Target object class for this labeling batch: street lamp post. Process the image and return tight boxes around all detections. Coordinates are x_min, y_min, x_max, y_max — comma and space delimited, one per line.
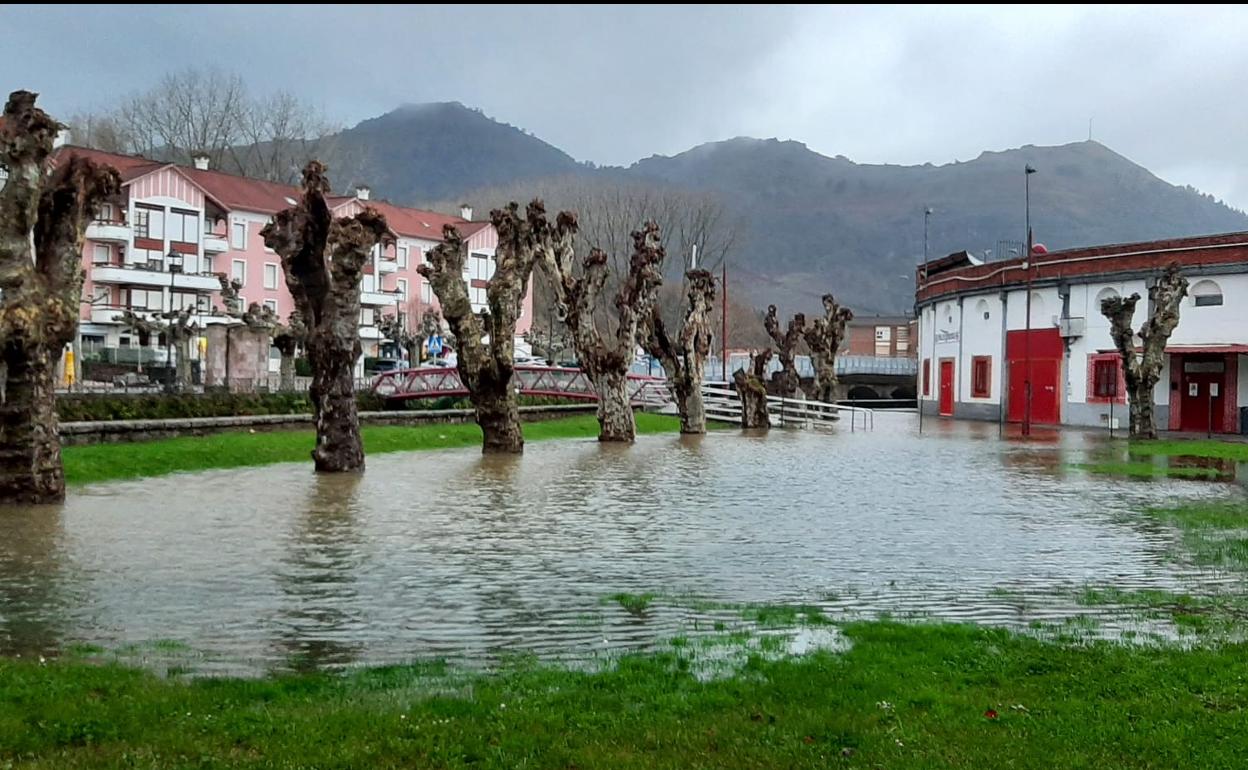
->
1022, 164, 1037, 437
919, 207, 932, 433
164, 248, 183, 393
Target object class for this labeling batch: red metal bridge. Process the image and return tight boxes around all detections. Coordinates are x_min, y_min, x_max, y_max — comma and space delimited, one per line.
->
371, 365, 670, 405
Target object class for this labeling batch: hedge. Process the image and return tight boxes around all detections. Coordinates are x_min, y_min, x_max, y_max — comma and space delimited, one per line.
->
57, 391, 389, 422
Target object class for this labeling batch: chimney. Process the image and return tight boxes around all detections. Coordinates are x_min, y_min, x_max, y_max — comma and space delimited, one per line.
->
192, 153, 210, 171
53, 127, 71, 149
459, 203, 473, 220
356, 185, 371, 201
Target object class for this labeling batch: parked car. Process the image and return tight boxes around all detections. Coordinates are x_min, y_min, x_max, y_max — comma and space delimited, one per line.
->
417, 358, 452, 369
369, 358, 408, 374
513, 354, 543, 366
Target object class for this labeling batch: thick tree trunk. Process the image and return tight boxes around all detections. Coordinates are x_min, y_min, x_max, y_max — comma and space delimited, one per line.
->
279, 352, 297, 391
475, 378, 525, 453
676, 382, 706, 434
734, 372, 771, 429
0, 356, 64, 503
175, 337, 192, 391
594, 368, 635, 442
308, 332, 364, 472
1129, 381, 1157, 439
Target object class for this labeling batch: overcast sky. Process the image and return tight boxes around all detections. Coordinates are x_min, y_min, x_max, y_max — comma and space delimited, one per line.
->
3, 5, 1246, 210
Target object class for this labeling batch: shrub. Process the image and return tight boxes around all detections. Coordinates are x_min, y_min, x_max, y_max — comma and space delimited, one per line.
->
57, 392, 391, 422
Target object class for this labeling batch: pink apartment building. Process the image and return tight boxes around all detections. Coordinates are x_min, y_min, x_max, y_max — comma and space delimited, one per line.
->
54, 146, 531, 369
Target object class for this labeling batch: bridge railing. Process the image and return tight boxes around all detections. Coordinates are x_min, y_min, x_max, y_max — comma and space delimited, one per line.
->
701, 382, 875, 431
372, 365, 669, 405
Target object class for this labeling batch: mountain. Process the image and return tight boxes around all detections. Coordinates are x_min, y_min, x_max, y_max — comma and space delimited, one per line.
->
330, 102, 585, 203
335, 104, 1248, 313
626, 138, 1248, 312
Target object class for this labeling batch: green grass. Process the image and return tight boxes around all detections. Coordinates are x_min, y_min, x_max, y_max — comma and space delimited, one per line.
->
5, 622, 1248, 768
1128, 439, 1248, 462
1144, 500, 1248, 569
61, 413, 688, 486
1071, 460, 1228, 480
607, 592, 658, 616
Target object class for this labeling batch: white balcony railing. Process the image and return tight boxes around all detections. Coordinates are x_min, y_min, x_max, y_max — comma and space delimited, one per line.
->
91, 264, 222, 292
85, 220, 130, 242
377, 257, 398, 274
360, 289, 401, 306
203, 233, 229, 253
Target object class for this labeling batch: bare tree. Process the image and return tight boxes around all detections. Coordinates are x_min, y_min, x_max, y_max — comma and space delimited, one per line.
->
418, 204, 543, 453
764, 305, 806, 399
0, 90, 120, 503
261, 161, 388, 471
418, 308, 441, 363
1100, 262, 1188, 439
645, 269, 716, 434
113, 308, 198, 392
802, 294, 853, 403
733, 350, 772, 430
69, 68, 337, 184
377, 311, 420, 366
271, 310, 307, 391
539, 215, 666, 442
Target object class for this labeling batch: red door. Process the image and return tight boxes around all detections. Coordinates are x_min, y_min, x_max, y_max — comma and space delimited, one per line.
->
939, 360, 954, 416
1005, 329, 1062, 425
1179, 364, 1226, 433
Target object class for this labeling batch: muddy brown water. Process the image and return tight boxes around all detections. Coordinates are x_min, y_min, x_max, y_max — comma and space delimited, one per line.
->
0, 415, 1241, 673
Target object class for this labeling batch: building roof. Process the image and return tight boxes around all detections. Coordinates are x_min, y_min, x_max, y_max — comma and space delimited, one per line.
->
848, 314, 914, 327
52, 146, 479, 242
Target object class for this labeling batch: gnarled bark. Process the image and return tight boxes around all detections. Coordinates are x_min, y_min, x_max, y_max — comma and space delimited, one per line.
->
538, 212, 665, 442
732, 349, 772, 429
645, 269, 716, 434
418, 203, 540, 453
0, 90, 120, 503
1100, 262, 1188, 439
802, 294, 853, 403
261, 161, 387, 471
271, 310, 306, 391
764, 304, 805, 399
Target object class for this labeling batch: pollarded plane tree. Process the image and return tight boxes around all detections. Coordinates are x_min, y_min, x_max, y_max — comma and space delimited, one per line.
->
112, 307, 198, 392
537, 211, 665, 442
260, 161, 388, 471
732, 348, 773, 429
802, 294, 854, 404
644, 269, 716, 434
377, 310, 420, 368
0, 90, 121, 503
1099, 261, 1189, 439
764, 304, 806, 400
417, 203, 542, 453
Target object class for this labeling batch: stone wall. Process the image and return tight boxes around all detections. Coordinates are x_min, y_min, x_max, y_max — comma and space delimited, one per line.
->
203, 325, 271, 391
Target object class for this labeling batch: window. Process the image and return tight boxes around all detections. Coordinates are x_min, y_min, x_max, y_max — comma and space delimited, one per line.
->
133, 207, 150, 238
231, 259, 247, 285
171, 292, 207, 313
231, 219, 247, 250
469, 252, 491, 281
263, 263, 279, 289
421, 280, 432, 304
263, 299, 279, 315
1090, 355, 1124, 402
971, 356, 992, 398
397, 278, 408, 300
895, 325, 910, 353
360, 307, 376, 326
470, 286, 487, 305
922, 359, 931, 396
1191, 280, 1223, 307
397, 245, 408, 268
168, 209, 199, 244
92, 244, 112, 264
363, 274, 376, 292
874, 326, 892, 356
202, 255, 214, 274
126, 288, 163, 311
98, 203, 114, 222
91, 285, 110, 304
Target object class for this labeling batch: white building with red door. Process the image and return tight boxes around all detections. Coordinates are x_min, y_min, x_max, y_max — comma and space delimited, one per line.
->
915, 232, 1248, 434
50, 146, 531, 369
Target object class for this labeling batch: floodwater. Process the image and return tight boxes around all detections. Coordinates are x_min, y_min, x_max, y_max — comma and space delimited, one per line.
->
0, 415, 1242, 674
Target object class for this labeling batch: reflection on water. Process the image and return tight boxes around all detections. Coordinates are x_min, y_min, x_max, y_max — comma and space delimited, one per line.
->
0, 413, 1242, 673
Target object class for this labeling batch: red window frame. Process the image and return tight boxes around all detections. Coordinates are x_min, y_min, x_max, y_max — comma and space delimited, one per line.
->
1088, 354, 1126, 404
922, 358, 931, 396
971, 356, 992, 398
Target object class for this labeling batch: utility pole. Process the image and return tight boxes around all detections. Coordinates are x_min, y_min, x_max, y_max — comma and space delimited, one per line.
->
721, 262, 728, 382
919, 207, 932, 433
1023, 164, 1037, 438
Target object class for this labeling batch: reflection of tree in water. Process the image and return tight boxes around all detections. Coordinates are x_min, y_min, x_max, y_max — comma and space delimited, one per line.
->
274, 475, 365, 672
0, 503, 70, 656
